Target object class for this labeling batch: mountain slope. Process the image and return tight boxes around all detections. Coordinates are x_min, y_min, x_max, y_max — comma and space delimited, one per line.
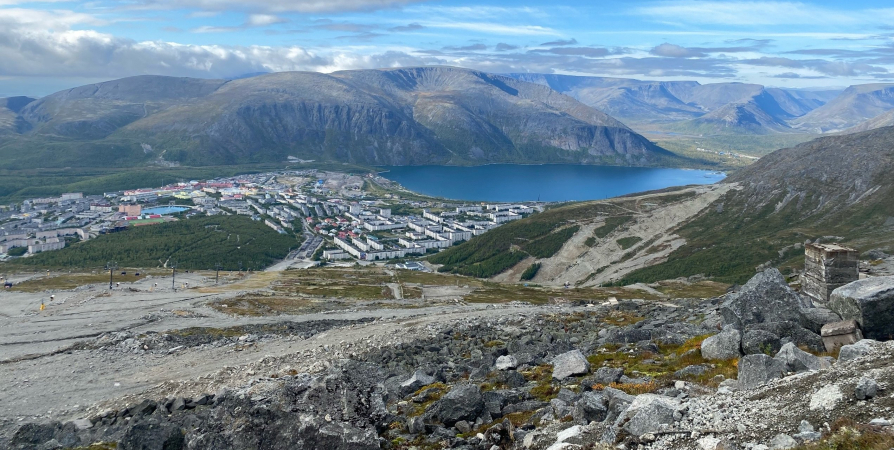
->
508, 74, 831, 133
0, 68, 674, 168
845, 107, 894, 133
0, 96, 35, 136
620, 126, 894, 283
671, 101, 794, 135
792, 84, 894, 132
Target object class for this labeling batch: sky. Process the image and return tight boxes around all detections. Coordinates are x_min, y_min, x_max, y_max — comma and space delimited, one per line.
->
3, 0, 894, 97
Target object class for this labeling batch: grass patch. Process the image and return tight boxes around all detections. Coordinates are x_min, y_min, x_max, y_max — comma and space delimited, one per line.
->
8, 271, 160, 292
654, 280, 731, 299
616, 236, 643, 250
792, 418, 894, 450
520, 263, 541, 281
593, 216, 633, 239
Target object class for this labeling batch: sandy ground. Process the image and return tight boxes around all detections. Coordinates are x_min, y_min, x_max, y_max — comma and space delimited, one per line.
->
0, 271, 566, 428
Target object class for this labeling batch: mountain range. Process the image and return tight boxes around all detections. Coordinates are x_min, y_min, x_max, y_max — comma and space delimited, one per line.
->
0, 67, 673, 169
508, 73, 894, 135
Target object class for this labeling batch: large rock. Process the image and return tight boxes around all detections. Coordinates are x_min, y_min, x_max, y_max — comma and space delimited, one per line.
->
829, 276, 894, 340
119, 420, 185, 450
838, 339, 878, 361
741, 330, 782, 355
748, 321, 825, 353
737, 354, 787, 390
494, 355, 518, 371
613, 394, 680, 437
552, 350, 590, 380
720, 269, 804, 329
799, 307, 842, 334
774, 343, 831, 373
700, 329, 742, 360
591, 367, 624, 385
572, 391, 607, 424
400, 370, 436, 396
426, 384, 485, 427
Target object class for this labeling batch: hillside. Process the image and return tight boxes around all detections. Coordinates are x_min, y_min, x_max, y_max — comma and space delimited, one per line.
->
0, 96, 35, 136
622, 126, 894, 283
792, 83, 894, 132
670, 101, 794, 135
845, 107, 894, 132
0, 67, 675, 169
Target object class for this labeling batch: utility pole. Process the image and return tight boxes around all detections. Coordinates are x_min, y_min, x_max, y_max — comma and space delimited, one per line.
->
171, 261, 177, 291
105, 261, 117, 290
215, 262, 222, 284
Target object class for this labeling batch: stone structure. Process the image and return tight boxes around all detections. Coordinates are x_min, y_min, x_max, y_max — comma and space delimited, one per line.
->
820, 319, 863, 352
802, 243, 859, 303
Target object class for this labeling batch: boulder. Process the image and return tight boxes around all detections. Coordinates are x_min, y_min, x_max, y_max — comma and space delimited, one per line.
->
572, 391, 607, 424
748, 322, 825, 353
799, 307, 842, 334
737, 354, 786, 390
602, 387, 635, 423
828, 276, 894, 340
673, 364, 711, 378
820, 319, 863, 352
719, 269, 804, 329
838, 339, 878, 361
119, 420, 185, 450
768, 433, 797, 450
700, 329, 742, 360
426, 384, 485, 427
855, 377, 878, 400
774, 343, 831, 373
400, 370, 436, 396
741, 330, 782, 355
614, 394, 680, 437
494, 355, 518, 371
591, 367, 624, 385
551, 350, 590, 380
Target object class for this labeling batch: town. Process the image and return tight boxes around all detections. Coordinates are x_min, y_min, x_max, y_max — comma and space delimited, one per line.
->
0, 170, 543, 264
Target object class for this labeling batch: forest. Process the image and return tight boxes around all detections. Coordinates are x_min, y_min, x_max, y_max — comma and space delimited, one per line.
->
5, 215, 301, 271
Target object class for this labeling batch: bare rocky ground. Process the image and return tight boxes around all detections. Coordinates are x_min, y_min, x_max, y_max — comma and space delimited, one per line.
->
1, 267, 893, 450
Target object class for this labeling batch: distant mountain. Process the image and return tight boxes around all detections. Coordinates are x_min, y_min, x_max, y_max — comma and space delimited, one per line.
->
792, 84, 894, 132
0, 67, 674, 169
0, 96, 36, 135
508, 74, 837, 134
671, 100, 794, 135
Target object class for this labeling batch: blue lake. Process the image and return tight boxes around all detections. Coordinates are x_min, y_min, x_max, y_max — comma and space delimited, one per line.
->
143, 206, 190, 215
379, 165, 726, 202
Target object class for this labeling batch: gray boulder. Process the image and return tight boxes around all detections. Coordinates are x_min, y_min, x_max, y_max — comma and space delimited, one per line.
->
426, 384, 485, 427
742, 330, 782, 355
614, 394, 679, 437
700, 329, 742, 360
855, 377, 878, 400
572, 391, 607, 424
494, 355, 518, 371
774, 343, 830, 373
552, 350, 590, 380
720, 268, 804, 329
119, 420, 185, 450
800, 306, 842, 334
738, 354, 787, 390
838, 339, 878, 361
400, 370, 435, 396
829, 276, 894, 340
591, 367, 624, 385
768, 433, 797, 450
602, 387, 635, 423
749, 321, 825, 353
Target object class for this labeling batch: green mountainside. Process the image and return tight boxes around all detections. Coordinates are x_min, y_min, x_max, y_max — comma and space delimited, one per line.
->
0, 67, 676, 170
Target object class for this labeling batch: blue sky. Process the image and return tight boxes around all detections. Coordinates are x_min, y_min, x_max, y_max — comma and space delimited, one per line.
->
3, 0, 894, 96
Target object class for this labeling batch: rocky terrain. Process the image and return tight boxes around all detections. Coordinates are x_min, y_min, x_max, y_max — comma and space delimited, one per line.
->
3, 266, 893, 450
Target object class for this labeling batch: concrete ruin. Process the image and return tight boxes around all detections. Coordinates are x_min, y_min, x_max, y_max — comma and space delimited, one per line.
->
802, 243, 859, 303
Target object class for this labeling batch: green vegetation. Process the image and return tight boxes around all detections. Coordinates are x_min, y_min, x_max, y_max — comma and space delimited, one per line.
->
593, 216, 632, 238
520, 263, 541, 281
430, 199, 636, 277
791, 419, 894, 450
4, 215, 300, 270
7, 246, 27, 257
616, 236, 643, 250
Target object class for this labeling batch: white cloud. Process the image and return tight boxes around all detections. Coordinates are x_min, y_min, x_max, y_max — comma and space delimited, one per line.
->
421, 21, 559, 36
139, 0, 423, 14
246, 14, 286, 26
635, 1, 894, 27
